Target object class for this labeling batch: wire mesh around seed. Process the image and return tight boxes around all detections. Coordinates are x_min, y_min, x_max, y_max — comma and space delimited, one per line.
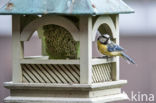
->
42, 24, 79, 59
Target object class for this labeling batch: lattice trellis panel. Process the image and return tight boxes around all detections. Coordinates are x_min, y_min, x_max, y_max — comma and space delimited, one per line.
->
92, 63, 112, 83
22, 64, 80, 84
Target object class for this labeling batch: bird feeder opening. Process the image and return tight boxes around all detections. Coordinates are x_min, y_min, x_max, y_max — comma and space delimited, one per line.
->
21, 15, 80, 60
23, 24, 80, 60
93, 22, 116, 59
24, 31, 42, 58
39, 24, 80, 59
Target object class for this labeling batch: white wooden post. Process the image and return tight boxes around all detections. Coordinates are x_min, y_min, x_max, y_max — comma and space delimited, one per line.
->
115, 14, 120, 81
80, 16, 92, 84
12, 15, 24, 82
111, 14, 120, 81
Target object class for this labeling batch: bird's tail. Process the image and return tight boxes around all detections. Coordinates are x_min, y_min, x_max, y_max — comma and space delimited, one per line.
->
120, 52, 135, 64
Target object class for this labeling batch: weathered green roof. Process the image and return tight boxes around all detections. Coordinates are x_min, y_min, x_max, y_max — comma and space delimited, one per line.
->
0, 0, 134, 15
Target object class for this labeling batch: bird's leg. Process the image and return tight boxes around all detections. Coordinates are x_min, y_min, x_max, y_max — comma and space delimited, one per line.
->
102, 56, 110, 61
97, 56, 108, 59
97, 56, 111, 61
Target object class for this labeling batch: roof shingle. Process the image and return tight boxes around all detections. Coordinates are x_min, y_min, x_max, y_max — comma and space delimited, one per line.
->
0, 0, 134, 15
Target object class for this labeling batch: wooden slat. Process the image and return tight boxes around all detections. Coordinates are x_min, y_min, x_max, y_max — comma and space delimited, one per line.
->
22, 64, 81, 84
37, 64, 56, 83
41, 64, 62, 83
103, 64, 109, 81
92, 57, 116, 65
92, 67, 96, 82
25, 64, 45, 83
49, 65, 68, 83
22, 76, 29, 83
63, 65, 80, 82
97, 65, 103, 82
98, 65, 106, 82
20, 59, 80, 64
31, 64, 51, 83
92, 63, 112, 83
59, 65, 78, 83
95, 65, 101, 82
106, 64, 111, 80
22, 65, 39, 83
22, 71, 34, 83
69, 65, 80, 76
54, 65, 73, 83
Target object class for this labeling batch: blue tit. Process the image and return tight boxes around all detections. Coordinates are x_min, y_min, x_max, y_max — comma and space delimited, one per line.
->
97, 34, 135, 64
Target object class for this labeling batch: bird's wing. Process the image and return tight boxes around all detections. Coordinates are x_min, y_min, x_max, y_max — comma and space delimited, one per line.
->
107, 42, 124, 52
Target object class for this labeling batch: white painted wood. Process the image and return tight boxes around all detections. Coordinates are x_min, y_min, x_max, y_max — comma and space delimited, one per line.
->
12, 15, 24, 83
10, 89, 90, 98
53, 65, 73, 83
98, 65, 107, 82
4, 80, 127, 90
31, 64, 51, 83
22, 65, 40, 83
25, 64, 45, 83
112, 63, 117, 81
64, 65, 80, 81
96, 65, 103, 82
92, 16, 116, 41
70, 65, 80, 75
115, 14, 120, 81
111, 14, 120, 81
89, 88, 121, 97
48, 64, 68, 83
92, 57, 116, 65
20, 59, 80, 64
4, 92, 129, 103
94, 65, 101, 82
92, 68, 96, 82
80, 16, 92, 84
22, 70, 34, 83
36, 65, 56, 83
24, 56, 49, 60
59, 65, 78, 83
9, 88, 121, 98
20, 15, 79, 41
41, 65, 62, 83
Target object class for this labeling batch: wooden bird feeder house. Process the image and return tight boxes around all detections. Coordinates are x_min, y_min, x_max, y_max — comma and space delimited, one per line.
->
0, 0, 134, 103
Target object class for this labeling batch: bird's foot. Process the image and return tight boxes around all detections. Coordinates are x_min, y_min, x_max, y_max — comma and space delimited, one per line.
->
106, 56, 112, 61
101, 56, 113, 61
102, 56, 108, 58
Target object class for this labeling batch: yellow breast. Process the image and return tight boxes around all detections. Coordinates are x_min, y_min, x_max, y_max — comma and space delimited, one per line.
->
97, 41, 121, 56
